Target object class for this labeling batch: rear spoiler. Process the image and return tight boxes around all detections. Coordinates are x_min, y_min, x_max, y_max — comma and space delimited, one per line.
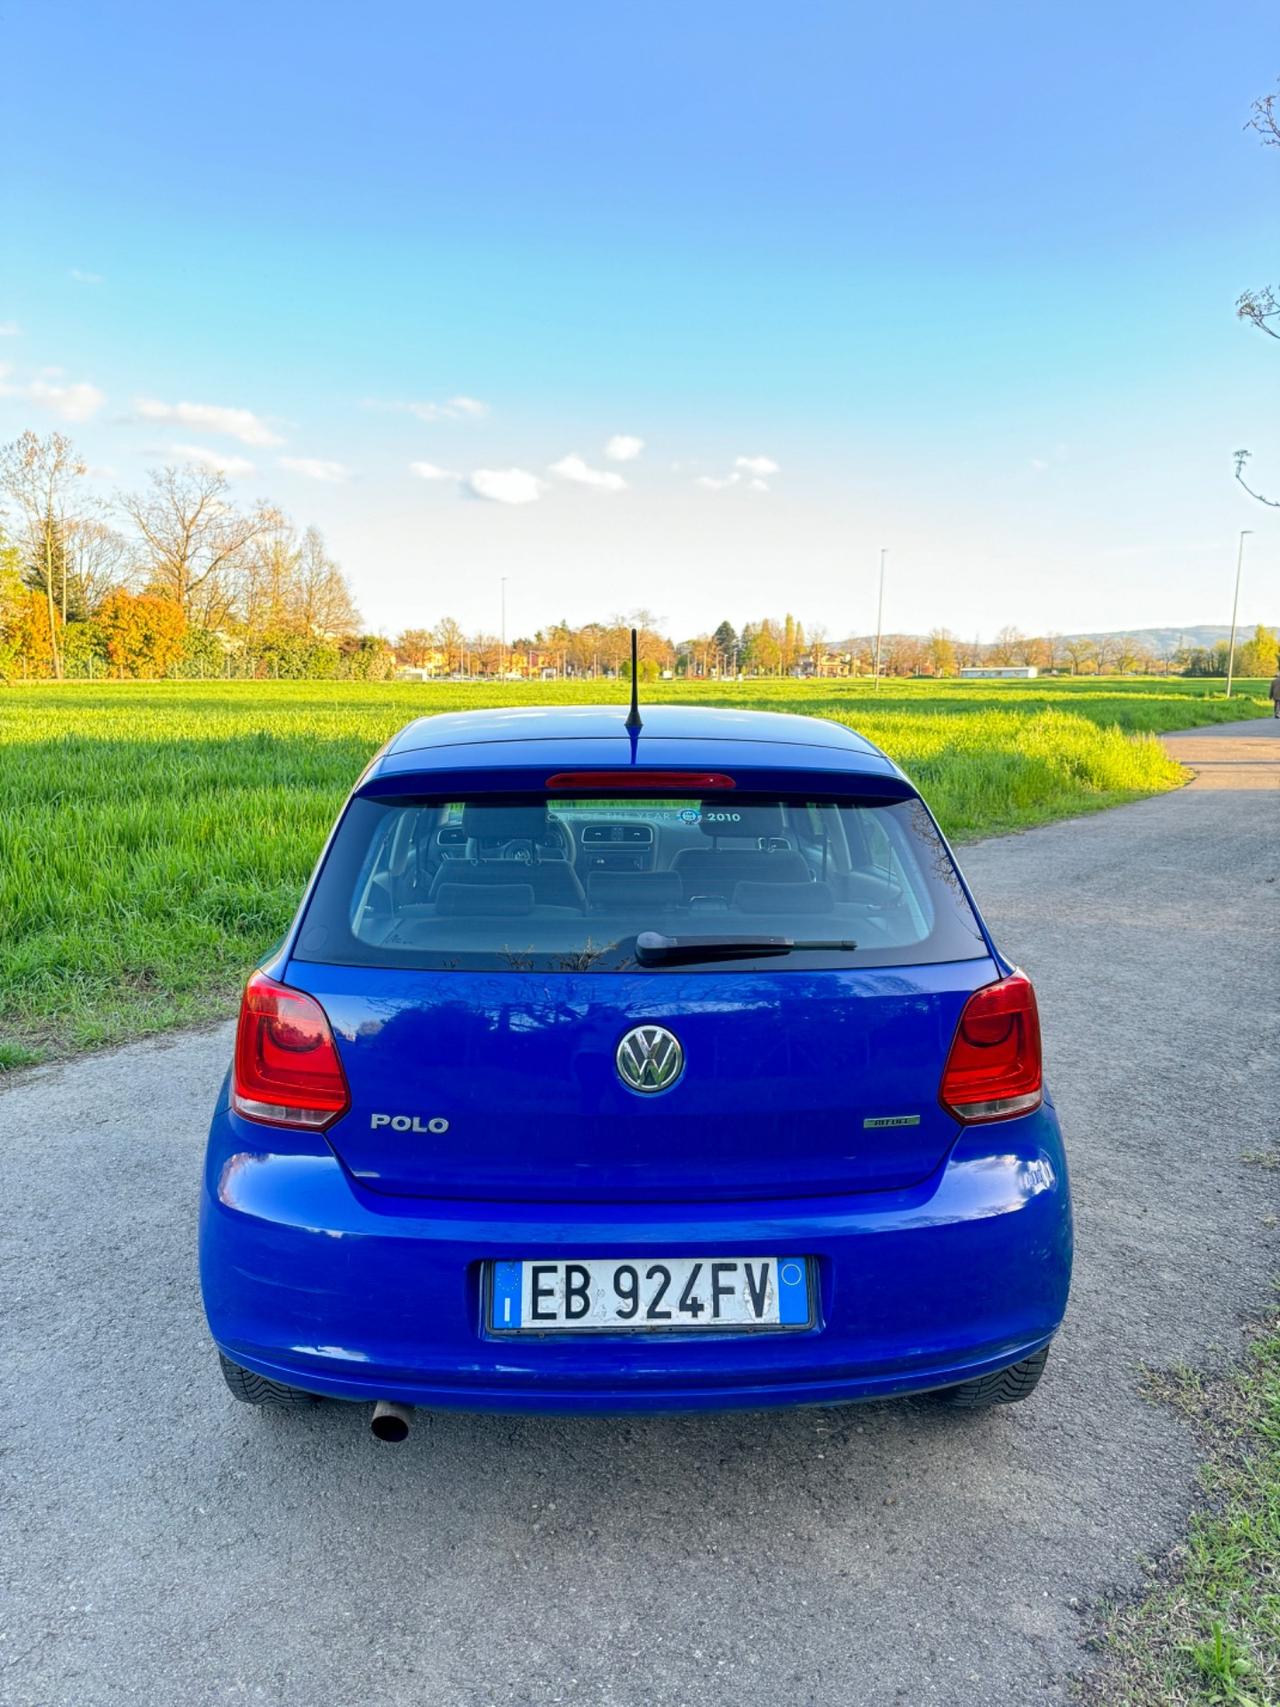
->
354, 762, 920, 804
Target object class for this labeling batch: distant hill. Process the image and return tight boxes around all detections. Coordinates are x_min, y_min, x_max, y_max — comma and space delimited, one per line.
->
831, 624, 1277, 654
1054, 624, 1275, 654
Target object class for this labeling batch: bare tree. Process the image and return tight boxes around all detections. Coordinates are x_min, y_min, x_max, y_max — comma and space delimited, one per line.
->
1237, 77, 1280, 328
435, 615, 466, 674
569, 621, 605, 678
1234, 448, 1279, 509
293, 527, 360, 636
925, 628, 956, 676
1061, 636, 1097, 676
599, 620, 631, 677
395, 627, 435, 668
988, 625, 1027, 666
238, 518, 360, 638
470, 632, 504, 676
63, 517, 136, 615
240, 507, 299, 632
890, 634, 925, 676
0, 430, 89, 678
1235, 82, 1280, 504
119, 465, 270, 628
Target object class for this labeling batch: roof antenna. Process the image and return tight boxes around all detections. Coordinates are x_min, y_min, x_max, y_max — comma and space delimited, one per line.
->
624, 627, 643, 735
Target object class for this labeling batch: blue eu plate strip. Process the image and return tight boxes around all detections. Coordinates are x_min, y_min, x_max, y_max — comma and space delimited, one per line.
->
491, 1260, 522, 1330
777, 1259, 810, 1325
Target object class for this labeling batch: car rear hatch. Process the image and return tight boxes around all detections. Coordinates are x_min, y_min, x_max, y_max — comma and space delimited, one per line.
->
283, 957, 997, 1201
280, 757, 998, 1203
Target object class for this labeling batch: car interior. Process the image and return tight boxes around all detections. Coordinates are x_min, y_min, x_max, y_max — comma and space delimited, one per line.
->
340, 796, 978, 965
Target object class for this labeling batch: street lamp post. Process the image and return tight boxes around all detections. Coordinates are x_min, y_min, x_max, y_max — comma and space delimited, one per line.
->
873, 548, 887, 690
500, 576, 508, 679
1226, 531, 1251, 699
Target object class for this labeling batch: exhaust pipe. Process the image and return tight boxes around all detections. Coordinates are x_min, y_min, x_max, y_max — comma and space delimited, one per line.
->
370, 1400, 413, 1443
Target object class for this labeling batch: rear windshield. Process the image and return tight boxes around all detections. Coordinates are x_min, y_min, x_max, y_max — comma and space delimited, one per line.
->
294, 793, 987, 972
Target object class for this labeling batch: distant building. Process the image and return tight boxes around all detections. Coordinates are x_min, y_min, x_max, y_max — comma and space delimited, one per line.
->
958, 665, 1039, 679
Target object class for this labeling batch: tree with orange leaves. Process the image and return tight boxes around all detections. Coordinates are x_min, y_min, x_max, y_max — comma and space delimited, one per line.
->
97, 588, 186, 678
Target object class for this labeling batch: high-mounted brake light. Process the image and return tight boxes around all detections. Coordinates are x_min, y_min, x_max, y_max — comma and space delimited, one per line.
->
543, 771, 736, 791
232, 970, 350, 1130
939, 971, 1043, 1124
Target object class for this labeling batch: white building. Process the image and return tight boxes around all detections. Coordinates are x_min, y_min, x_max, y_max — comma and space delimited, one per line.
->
958, 665, 1039, 679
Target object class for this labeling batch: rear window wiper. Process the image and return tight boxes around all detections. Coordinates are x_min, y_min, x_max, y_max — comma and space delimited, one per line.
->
635, 931, 858, 966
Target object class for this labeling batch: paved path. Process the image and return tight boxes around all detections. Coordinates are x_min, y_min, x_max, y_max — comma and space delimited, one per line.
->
3, 719, 1276, 1707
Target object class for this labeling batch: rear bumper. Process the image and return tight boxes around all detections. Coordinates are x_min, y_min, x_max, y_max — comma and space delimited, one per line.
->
199, 1098, 1072, 1414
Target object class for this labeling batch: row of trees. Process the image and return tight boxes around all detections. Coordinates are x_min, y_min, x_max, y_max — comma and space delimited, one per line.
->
392, 617, 1279, 683
0, 431, 371, 681
3, 431, 1277, 684
897, 624, 1280, 679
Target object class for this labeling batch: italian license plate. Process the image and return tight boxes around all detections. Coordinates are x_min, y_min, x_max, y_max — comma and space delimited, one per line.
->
488, 1255, 813, 1333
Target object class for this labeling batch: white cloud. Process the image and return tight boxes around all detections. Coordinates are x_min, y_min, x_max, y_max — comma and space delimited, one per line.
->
0, 373, 106, 421
465, 467, 544, 505
135, 397, 282, 446
278, 456, 349, 483
376, 395, 491, 422
695, 455, 779, 491
1030, 457, 1050, 472
604, 433, 644, 462
410, 461, 455, 481
0, 322, 18, 336
172, 443, 256, 478
69, 268, 104, 285
549, 453, 627, 492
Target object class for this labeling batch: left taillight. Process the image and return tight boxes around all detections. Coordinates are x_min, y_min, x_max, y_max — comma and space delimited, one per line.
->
939, 970, 1043, 1124
232, 970, 350, 1129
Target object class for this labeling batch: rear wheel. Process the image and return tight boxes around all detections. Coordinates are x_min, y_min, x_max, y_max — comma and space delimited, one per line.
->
218, 1351, 320, 1410
930, 1345, 1050, 1409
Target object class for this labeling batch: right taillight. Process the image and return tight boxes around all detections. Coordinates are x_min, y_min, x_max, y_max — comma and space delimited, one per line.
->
939, 971, 1043, 1123
232, 970, 350, 1129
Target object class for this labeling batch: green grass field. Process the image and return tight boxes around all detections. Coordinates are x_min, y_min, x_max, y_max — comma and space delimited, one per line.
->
0, 675, 1267, 1066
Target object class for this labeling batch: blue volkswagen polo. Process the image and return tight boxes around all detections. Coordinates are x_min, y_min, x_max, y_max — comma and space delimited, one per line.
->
200, 701, 1071, 1439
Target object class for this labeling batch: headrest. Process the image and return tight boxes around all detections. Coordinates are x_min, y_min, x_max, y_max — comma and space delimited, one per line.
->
733, 880, 834, 915
460, 802, 549, 843
698, 802, 786, 840
434, 882, 534, 917
587, 871, 683, 910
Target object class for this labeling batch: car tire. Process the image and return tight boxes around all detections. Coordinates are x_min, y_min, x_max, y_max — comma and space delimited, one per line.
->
930, 1345, 1050, 1409
218, 1351, 320, 1409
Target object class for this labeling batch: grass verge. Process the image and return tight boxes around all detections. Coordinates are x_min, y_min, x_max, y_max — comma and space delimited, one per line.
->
0, 676, 1268, 1065
1081, 1312, 1280, 1706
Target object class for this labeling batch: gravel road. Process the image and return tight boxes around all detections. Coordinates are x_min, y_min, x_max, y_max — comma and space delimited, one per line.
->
3, 719, 1276, 1707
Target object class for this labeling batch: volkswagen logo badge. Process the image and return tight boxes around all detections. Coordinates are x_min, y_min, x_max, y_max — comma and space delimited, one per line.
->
616, 1024, 684, 1094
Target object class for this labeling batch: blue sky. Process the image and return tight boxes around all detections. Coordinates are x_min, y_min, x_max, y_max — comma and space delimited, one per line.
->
2, 0, 1275, 641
